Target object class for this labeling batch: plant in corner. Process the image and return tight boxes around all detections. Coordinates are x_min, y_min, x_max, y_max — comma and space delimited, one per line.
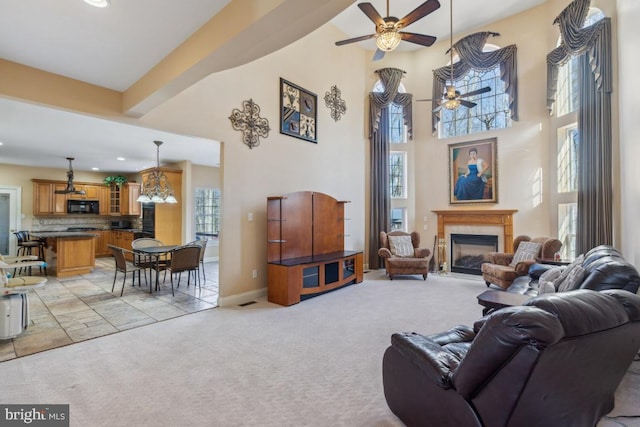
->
103, 175, 128, 187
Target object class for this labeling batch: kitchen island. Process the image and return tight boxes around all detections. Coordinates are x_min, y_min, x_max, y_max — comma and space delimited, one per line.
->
31, 231, 98, 277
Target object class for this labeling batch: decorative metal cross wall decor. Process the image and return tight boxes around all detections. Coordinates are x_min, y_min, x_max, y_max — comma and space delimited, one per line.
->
324, 85, 347, 122
228, 99, 271, 149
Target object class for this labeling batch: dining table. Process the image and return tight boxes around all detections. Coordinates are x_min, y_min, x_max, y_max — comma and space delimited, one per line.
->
133, 245, 177, 293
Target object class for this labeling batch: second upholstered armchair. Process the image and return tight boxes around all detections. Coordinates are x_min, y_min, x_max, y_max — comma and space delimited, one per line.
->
378, 231, 432, 280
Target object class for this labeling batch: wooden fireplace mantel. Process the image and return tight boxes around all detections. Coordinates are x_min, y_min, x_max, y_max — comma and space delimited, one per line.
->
432, 210, 518, 253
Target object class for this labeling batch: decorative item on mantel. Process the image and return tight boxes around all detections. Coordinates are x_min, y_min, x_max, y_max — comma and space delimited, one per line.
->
136, 141, 177, 204
103, 175, 127, 187
324, 85, 347, 122
228, 99, 271, 149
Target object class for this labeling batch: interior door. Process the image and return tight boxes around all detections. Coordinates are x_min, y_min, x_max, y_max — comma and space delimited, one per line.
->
0, 186, 21, 256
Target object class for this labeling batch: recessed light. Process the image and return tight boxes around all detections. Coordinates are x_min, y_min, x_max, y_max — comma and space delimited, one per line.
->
92, 167, 100, 171
0, 142, 4, 146
117, 157, 125, 161
83, 0, 110, 8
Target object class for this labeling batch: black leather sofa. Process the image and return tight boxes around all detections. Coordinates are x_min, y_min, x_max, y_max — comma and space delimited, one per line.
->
382, 289, 640, 427
505, 245, 640, 296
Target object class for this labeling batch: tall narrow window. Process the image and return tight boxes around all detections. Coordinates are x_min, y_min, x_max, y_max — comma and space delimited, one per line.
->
390, 151, 406, 199
557, 125, 578, 193
558, 203, 577, 260
390, 208, 407, 231
195, 187, 221, 241
552, 8, 603, 259
388, 103, 407, 144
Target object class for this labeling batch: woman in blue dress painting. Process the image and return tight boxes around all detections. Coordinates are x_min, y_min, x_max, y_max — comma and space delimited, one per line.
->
454, 148, 488, 200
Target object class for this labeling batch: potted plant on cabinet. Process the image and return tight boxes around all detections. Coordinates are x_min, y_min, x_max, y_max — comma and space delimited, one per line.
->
103, 175, 127, 187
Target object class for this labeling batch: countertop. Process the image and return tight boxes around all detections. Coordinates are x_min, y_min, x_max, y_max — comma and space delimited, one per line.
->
31, 231, 100, 238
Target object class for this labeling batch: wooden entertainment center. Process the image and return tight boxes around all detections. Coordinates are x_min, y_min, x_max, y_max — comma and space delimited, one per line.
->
267, 191, 363, 306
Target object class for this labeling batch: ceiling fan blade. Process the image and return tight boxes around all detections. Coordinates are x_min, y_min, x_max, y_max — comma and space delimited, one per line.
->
358, 3, 385, 27
400, 32, 437, 47
433, 104, 443, 113
398, 0, 441, 28
459, 86, 491, 98
335, 33, 377, 46
459, 99, 477, 108
372, 48, 386, 61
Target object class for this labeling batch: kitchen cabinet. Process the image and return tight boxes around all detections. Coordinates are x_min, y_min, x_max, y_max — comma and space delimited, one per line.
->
32, 181, 67, 215
98, 186, 110, 215
95, 230, 111, 257
68, 184, 100, 200
110, 230, 135, 261
109, 183, 141, 216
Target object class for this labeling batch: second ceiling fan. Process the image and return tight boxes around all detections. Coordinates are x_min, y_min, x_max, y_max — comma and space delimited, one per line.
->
335, 0, 441, 61
417, 0, 491, 111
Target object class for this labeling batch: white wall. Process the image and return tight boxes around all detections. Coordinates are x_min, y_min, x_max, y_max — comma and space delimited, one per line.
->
139, 23, 368, 300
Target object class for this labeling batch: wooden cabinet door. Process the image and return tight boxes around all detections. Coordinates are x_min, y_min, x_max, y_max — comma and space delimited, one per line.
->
98, 186, 110, 215
53, 183, 68, 214
95, 231, 111, 257
109, 184, 121, 215
83, 185, 99, 200
126, 183, 141, 216
33, 182, 53, 215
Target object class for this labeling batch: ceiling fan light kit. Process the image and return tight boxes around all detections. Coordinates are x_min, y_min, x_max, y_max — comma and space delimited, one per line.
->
335, 0, 440, 61
376, 29, 402, 51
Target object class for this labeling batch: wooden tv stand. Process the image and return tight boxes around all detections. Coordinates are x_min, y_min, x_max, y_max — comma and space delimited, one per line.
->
268, 251, 363, 306
266, 191, 363, 306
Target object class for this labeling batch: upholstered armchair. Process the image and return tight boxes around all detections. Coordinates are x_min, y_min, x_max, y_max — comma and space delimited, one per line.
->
378, 231, 432, 280
382, 289, 640, 427
481, 235, 562, 289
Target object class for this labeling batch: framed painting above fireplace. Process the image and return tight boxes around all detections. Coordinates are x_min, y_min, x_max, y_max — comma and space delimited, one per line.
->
449, 138, 497, 204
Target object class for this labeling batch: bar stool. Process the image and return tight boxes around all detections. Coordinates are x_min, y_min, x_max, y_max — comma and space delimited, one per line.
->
14, 231, 47, 275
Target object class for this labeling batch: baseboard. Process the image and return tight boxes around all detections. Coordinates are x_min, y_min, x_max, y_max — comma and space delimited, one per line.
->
218, 287, 267, 307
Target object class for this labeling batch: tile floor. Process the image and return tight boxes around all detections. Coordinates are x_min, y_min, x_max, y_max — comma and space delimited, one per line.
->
0, 258, 218, 362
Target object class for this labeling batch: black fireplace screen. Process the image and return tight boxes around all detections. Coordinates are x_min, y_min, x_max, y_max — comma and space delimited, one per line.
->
450, 234, 498, 275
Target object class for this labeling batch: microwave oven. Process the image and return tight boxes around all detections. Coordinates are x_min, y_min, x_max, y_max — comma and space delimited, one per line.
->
67, 200, 99, 214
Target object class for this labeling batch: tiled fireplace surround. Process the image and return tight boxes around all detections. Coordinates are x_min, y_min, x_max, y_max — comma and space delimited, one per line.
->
432, 210, 518, 273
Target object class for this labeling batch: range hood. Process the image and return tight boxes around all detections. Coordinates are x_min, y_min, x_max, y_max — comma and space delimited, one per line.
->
54, 157, 86, 195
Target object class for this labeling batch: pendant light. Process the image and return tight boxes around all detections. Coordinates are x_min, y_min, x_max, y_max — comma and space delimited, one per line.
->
54, 157, 86, 195
136, 141, 177, 204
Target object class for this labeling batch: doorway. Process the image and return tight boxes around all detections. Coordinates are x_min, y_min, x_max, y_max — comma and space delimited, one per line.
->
0, 186, 21, 255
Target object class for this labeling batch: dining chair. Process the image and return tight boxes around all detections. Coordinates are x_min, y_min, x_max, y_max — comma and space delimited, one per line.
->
131, 238, 168, 283
167, 245, 201, 294
188, 239, 207, 285
108, 245, 146, 296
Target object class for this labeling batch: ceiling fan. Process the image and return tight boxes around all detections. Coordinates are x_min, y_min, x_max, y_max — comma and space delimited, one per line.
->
417, 0, 491, 111
335, 0, 441, 61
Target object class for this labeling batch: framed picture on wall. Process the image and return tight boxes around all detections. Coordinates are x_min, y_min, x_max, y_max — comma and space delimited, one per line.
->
449, 138, 497, 204
280, 78, 317, 143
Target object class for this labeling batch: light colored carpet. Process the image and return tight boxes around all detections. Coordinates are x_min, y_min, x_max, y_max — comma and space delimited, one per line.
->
0, 271, 637, 426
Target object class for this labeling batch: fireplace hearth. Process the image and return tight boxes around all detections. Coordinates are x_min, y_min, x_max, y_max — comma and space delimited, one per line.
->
450, 234, 498, 275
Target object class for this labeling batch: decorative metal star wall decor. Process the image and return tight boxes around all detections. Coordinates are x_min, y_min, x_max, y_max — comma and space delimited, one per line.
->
228, 99, 271, 149
324, 85, 347, 122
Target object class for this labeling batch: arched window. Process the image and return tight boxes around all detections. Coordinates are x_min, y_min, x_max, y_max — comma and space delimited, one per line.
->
555, 8, 604, 117
439, 45, 511, 138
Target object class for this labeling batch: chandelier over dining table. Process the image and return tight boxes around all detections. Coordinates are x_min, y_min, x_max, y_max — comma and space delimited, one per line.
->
136, 140, 178, 204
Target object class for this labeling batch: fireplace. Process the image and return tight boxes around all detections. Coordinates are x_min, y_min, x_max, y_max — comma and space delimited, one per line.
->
432, 209, 517, 273
450, 234, 498, 275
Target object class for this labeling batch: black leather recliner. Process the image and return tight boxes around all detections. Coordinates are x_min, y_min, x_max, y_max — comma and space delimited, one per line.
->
382, 289, 640, 427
